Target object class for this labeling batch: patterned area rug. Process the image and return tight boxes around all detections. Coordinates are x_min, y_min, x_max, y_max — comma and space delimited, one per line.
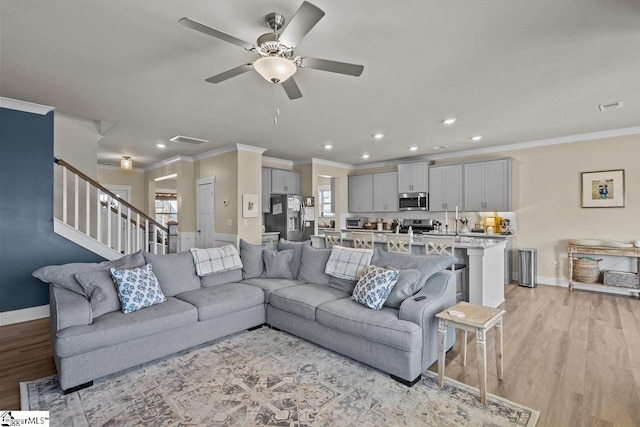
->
21, 328, 538, 426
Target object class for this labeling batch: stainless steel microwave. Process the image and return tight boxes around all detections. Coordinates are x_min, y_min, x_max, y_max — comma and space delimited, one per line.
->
346, 217, 366, 229
398, 192, 428, 211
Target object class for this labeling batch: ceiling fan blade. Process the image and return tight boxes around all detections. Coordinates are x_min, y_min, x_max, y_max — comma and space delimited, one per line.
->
179, 17, 254, 50
302, 57, 364, 77
278, 2, 325, 48
281, 77, 303, 100
205, 63, 254, 84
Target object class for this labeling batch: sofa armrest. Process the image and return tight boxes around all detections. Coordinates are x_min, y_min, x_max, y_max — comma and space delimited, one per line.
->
399, 271, 457, 369
50, 284, 92, 331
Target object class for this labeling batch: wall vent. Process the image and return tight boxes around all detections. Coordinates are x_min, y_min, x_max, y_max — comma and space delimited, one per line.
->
169, 135, 209, 144
598, 101, 623, 112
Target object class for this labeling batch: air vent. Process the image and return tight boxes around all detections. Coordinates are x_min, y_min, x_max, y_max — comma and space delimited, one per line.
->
599, 101, 623, 112
169, 135, 209, 144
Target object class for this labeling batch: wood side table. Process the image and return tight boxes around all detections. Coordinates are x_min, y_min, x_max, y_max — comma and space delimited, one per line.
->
436, 301, 506, 404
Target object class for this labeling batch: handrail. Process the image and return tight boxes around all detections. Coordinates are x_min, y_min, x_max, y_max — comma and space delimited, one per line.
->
54, 157, 176, 255
55, 158, 167, 233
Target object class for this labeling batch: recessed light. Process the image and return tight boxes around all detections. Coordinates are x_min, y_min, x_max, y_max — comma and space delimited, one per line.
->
409, 146, 418, 151
442, 118, 457, 125
470, 135, 483, 142
156, 143, 166, 148
362, 153, 370, 159
432, 145, 448, 150
323, 144, 333, 150
373, 133, 384, 139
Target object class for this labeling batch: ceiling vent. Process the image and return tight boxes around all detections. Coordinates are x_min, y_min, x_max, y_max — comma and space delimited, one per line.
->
598, 101, 623, 112
169, 135, 209, 144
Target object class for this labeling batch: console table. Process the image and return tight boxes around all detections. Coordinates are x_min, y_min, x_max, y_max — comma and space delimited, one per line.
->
567, 244, 640, 297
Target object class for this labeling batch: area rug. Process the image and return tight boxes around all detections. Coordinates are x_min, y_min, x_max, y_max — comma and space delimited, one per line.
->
21, 328, 538, 426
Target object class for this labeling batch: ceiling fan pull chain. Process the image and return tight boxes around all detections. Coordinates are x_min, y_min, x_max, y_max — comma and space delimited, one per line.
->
273, 84, 279, 125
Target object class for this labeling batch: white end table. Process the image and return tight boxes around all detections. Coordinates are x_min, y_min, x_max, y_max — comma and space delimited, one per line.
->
436, 301, 505, 404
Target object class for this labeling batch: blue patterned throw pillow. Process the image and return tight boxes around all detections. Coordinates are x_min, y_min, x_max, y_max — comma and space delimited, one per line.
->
350, 265, 400, 310
110, 264, 166, 314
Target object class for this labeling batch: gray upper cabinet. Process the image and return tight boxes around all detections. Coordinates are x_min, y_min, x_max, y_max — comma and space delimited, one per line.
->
398, 162, 428, 193
373, 172, 398, 212
429, 164, 463, 211
348, 174, 373, 212
463, 159, 511, 211
262, 168, 272, 213
271, 169, 300, 194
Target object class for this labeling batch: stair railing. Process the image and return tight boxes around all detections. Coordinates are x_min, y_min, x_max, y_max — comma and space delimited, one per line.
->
54, 158, 175, 255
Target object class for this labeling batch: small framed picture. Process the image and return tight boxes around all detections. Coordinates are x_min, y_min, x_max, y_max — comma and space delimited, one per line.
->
581, 170, 625, 208
243, 194, 258, 217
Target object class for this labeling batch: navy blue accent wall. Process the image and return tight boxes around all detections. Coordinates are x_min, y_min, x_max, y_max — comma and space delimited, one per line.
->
0, 107, 104, 312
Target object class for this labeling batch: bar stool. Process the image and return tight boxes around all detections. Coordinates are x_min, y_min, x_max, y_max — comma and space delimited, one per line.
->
351, 231, 375, 250
324, 231, 343, 248
386, 234, 412, 254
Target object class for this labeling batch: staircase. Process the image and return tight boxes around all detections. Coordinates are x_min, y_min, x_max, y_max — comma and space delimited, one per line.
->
54, 158, 176, 260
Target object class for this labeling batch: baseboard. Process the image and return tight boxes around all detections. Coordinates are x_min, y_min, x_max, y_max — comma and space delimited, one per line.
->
0, 305, 50, 326
518, 275, 640, 297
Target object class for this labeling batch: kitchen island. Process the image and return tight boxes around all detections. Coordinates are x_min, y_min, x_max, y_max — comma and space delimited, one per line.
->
311, 233, 506, 308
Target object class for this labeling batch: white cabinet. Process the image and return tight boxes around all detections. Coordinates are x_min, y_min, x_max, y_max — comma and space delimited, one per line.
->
262, 168, 272, 213
463, 159, 511, 211
429, 164, 463, 211
271, 169, 300, 194
348, 174, 373, 212
373, 172, 398, 212
398, 162, 428, 193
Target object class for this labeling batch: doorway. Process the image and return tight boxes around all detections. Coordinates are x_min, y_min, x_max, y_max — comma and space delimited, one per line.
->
196, 177, 215, 248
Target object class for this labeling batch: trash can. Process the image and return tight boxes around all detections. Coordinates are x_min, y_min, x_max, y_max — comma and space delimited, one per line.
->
453, 264, 468, 302
518, 248, 537, 287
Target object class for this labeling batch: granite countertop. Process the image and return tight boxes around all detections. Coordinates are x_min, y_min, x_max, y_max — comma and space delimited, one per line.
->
310, 234, 506, 249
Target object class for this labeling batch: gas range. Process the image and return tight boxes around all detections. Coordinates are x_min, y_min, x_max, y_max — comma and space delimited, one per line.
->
397, 219, 435, 234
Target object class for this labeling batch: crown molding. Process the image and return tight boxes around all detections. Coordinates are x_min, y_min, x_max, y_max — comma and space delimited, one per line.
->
0, 97, 54, 115
236, 143, 267, 154
97, 164, 144, 172
262, 156, 294, 167
427, 126, 640, 161
310, 157, 353, 169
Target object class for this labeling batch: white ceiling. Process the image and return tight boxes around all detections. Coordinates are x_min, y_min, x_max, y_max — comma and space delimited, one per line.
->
2, 0, 639, 167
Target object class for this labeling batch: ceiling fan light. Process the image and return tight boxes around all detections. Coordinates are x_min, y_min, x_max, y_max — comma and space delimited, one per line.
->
254, 56, 297, 84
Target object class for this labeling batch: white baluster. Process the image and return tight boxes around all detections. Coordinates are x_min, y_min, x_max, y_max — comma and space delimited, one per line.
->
153, 225, 158, 254
74, 174, 79, 230
96, 189, 102, 243
85, 181, 90, 235
107, 196, 112, 248
62, 167, 68, 224
136, 213, 141, 251
145, 219, 149, 253
126, 207, 132, 254
117, 203, 122, 254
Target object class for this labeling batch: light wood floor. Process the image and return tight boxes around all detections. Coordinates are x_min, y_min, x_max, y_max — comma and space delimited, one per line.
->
1, 284, 639, 426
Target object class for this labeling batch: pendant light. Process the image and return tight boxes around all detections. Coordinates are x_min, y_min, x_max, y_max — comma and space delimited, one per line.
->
120, 156, 133, 170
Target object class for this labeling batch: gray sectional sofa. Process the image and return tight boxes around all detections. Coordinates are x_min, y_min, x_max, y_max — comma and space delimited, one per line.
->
34, 239, 456, 393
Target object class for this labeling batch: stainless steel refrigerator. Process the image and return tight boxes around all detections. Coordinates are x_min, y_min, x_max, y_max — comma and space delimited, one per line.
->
264, 194, 303, 241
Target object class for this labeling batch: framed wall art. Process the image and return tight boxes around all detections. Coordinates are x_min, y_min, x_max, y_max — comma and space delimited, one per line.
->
243, 194, 259, 217
581, 169, 625, 208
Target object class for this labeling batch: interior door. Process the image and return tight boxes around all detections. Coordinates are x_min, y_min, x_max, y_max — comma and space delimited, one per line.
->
196, 178, 215, 248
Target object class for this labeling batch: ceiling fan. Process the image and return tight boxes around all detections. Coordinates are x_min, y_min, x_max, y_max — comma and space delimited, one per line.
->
179, 1, 364, 100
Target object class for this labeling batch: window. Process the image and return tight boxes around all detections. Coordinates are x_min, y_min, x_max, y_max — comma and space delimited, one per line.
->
155, 192, 177, 226
318, 185, 334, 217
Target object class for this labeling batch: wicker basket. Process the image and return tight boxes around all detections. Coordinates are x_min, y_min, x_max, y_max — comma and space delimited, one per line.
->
572, 257, 601, 283
603, 270, 640, 289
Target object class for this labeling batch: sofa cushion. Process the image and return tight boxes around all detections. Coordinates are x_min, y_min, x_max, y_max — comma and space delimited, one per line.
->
143, 251, 201, 297
241, 278, 303, 303
190, 245, 243, 276
269, 284, 349, 321
325, 246, 372, 280
383, 268, 421, 309
55, 297, 197, 357
297, 245, 331, 285
200, 268, 243, 288
111, 264, 167, 314
327, 276, 358, 294
277, 239, 310, 278
350, 265, 400, 310
74, 270, 122, 318
316, 298, 421, 351
33, 251, 145, 296
175, 283, 264, 321
371, 248, 454, 293
263, 249, 294, 279
240, 239, 274, 279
